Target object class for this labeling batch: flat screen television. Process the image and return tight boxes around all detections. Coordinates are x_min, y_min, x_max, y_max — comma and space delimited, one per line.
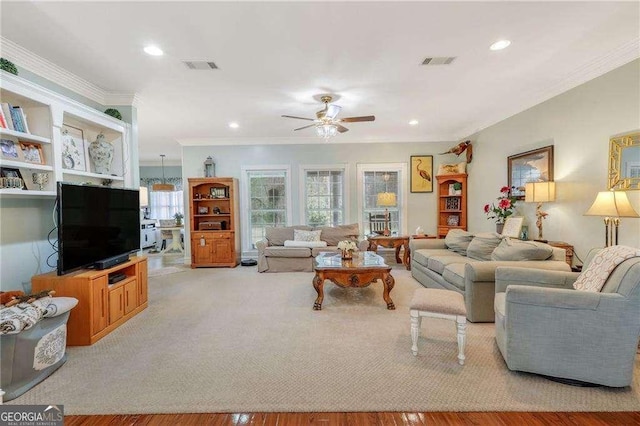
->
57, 183, 140, 275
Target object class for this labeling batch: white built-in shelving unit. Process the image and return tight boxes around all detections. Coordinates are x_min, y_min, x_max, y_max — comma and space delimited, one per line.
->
0, 70, 133, 198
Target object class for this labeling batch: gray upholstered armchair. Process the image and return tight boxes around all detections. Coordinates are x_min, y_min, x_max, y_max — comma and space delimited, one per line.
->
494, 251, 640, 387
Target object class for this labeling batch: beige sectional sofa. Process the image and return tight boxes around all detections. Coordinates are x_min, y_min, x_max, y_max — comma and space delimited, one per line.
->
409, 231, 571, 322
256, 224, 368, 272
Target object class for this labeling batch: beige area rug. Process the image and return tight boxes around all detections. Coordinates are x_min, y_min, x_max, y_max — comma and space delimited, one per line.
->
8, 266, 640, 414
147, 266, 187, 277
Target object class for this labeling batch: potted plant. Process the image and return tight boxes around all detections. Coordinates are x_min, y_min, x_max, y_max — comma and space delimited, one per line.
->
483, 186, 518, 233
174, 212, 184, 226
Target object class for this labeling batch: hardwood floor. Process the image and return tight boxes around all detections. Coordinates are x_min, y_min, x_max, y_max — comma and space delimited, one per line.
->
65, 411, 640, 425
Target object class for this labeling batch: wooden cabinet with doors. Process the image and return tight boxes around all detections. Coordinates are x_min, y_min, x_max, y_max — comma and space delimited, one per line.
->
436, 173, 468, 239
188, 178, 239, 267
31, 256, 148, 346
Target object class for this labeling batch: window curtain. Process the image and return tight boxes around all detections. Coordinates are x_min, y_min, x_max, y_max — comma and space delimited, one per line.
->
149, 190, 184, 220
140, 177, 184, 220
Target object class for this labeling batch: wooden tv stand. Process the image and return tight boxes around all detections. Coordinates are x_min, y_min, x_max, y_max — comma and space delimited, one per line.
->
32, 256, 148, 346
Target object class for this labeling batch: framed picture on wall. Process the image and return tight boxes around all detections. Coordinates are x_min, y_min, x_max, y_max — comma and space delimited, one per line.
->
410, 155, 433, 193
507, 145, 554, 199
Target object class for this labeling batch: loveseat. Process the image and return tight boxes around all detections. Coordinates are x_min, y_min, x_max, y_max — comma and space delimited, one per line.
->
256, 224, 368, 272
409, 230, 571, 322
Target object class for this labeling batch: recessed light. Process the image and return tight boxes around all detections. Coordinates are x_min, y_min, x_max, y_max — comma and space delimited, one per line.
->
409, 119, 419, 126
490, 40, 511, 51
144, 45, 164, 56
228, 122, 239, 129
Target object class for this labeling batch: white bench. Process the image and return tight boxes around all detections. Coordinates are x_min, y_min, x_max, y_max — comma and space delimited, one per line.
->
410, 288, 467, 365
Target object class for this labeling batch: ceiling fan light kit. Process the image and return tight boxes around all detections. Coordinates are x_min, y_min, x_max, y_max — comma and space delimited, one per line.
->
316, 124, 338, 139
283, 95, 375, 139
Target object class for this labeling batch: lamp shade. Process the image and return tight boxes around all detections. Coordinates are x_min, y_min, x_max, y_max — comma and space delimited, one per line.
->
584, 191, 640, 218
525, 181, 556, 203
139, 186, 149, 207
377, 192, 397, 207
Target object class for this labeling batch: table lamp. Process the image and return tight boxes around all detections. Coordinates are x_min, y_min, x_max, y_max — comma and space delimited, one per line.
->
377, 192, 397, 236
525, 181, 556, 242
584, 190, 639, 246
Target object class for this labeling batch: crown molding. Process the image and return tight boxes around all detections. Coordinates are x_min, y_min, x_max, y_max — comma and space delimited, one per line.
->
458, 37, 640, 139
104, 93, 142, 107
1, 37, 140, 107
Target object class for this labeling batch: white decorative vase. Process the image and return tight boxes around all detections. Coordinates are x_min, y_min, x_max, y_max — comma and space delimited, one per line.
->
88, 133, 114, 174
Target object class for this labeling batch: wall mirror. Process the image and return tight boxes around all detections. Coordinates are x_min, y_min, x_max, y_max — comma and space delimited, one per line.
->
609, 131, 640, 190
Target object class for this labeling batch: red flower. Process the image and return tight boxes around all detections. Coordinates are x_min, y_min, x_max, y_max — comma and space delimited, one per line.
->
500, 186, 510, 193
498, 198, 511, 209
483, 204, 490, 213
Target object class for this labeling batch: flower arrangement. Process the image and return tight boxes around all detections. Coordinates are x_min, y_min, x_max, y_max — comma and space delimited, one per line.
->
483, 186, 518, 224
174, 212, 184, 225
337, 240, 358, 252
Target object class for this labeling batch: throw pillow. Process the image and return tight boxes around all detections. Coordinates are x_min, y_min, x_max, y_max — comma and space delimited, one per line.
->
294, 229, 321, 242
466, 232, 503, 261
284, 240, 328, 248
315, 224, 360, 246
444, 229, 474, 256
490, 238, 553, 261
266, 226, 312, 246
573, 245, 640, 292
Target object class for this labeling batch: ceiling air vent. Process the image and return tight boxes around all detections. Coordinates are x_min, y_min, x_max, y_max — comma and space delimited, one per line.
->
183, 61, 219, 70
421, 57, 456, 66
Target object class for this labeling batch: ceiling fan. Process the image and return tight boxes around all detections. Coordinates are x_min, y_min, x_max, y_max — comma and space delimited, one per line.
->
282, 95, 375, 138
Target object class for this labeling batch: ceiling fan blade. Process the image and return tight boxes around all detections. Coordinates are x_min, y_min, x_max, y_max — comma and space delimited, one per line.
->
339, 115, 375, 123
336, 124, 349, 133
293, 124, 317, 131
282, 115, 315, 121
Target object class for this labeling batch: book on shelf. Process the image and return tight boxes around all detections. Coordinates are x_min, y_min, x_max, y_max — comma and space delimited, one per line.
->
15, 107, 30, 133
0, 103, 30, 134
1, 103, 15, 131
0, 108, 7, 128
9, 106, 24, 133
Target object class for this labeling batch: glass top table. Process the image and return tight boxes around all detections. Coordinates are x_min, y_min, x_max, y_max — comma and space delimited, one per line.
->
312, 251, 395, 310
314, 251, 388, 268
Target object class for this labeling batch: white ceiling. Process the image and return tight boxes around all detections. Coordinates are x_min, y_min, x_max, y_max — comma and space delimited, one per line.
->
2, 1, 639, 164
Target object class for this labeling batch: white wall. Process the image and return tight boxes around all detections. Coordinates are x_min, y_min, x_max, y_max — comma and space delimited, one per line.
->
466, 59, 640, 262
181, 141, 455, 260
0, 198, 57, 291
